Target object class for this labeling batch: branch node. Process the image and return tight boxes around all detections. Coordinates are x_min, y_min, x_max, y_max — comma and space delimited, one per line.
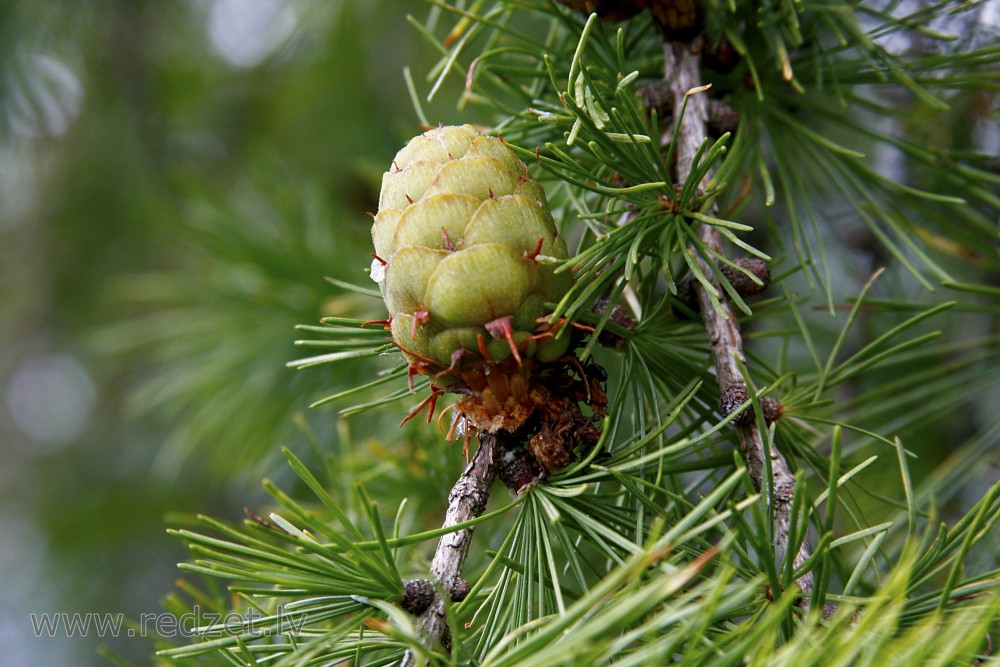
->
401, 434, 500, 667
451, 579, 471, 602
719, 258, 771, 296
401, 579, 435, 616
665, 33, 814, 598
591, 298, 637, 350
720, 384, 753, 427
719, 384, 784, 428
497, 442, 547, 495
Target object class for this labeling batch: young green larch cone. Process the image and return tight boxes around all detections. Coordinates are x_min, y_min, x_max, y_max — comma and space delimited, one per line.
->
372, 124, 573, 372
370, 125, 604, 473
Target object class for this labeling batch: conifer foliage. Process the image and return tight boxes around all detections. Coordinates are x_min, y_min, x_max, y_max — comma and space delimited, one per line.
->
155, 2, 999, 665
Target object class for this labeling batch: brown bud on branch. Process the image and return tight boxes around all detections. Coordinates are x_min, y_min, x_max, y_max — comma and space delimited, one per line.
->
677, 257, 771, 314
592, 298, 637, 350
719, 384, 783, 428
718, 258, 771, 297
400, 579, 435, 615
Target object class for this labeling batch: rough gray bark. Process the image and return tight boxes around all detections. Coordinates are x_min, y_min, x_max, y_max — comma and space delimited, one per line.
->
663, 38, 814, 597
401, 433, 498, 666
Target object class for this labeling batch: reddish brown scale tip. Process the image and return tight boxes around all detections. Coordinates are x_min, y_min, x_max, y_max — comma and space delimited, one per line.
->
400, 388, 444, 426
441, 227, 457, 251
361, 318, 392, 330
392, 160, 401, 173
488, 187, 495, 200
524, 237, 545, 261
410, 309, 430, 339
569, 320, 597, 333
392, 340, 440, 368
366, 211, 376, 219
436, 348, 469, 378
407, 363, 418, 392
392, 341, 443, 392
444, 409, 462, 441
425, 391, 440, 423
485, 315, 522, 366
371, 253, 387, 266
404, 194, 414, 204
476, 334, 493, 362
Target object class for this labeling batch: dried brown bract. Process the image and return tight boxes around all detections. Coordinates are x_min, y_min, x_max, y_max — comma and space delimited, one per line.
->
459, 357, 608, 480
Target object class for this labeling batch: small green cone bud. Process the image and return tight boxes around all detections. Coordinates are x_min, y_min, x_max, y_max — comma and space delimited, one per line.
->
372, 125, 572, 373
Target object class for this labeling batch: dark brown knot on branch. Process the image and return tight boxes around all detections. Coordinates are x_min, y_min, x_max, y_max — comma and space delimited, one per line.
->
591, 298, 638, 350
677, 257, 771, 314
400, 579, 436, 615
719, 384, 783, 428
719, 258, 771, 297
497, 441, 547, 495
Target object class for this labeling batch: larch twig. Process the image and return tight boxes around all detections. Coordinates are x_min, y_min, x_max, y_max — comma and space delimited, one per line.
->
401, 432, 499, 666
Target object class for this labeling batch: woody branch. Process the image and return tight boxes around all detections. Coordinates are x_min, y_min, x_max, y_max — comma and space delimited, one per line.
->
401, 432, 499, 667
662, 36, 814, 599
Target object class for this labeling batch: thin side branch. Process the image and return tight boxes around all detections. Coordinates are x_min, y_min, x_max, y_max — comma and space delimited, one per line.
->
663, 38, 814, 596
402, 432, 499, 666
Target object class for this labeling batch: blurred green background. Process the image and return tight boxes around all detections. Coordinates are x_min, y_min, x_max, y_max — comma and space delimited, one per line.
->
0, 1, 466, 663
